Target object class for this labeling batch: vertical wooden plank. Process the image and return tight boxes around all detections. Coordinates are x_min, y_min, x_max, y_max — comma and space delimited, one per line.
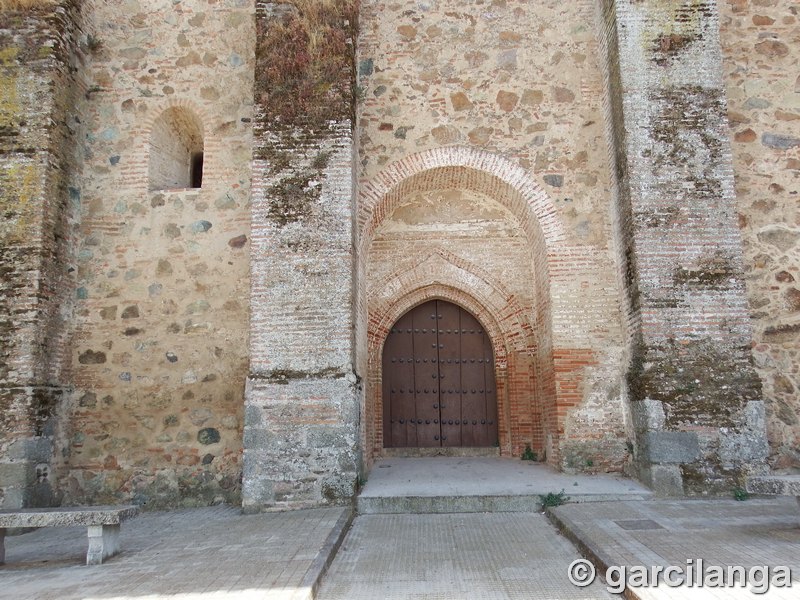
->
459, 309, 488, 446
412, 301, 441, 447
438, 301, 463, 447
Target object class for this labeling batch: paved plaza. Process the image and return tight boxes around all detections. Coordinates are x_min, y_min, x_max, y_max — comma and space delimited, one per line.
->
1, 505, 348, 600
316, 512, 615, 600
550, 497, 800, 600
1, 461, 799, 600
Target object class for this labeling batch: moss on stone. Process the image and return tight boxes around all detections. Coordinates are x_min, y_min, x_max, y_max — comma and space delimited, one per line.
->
0, 0, 57, 11
681, 462, 743, 496
673, 252, 736, 287
253, 3, 356, 227
631, 339, 761, 429
264, 367, 347, 383
266, 170, 319, 226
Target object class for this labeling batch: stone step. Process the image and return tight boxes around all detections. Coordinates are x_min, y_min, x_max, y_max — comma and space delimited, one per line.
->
357, 491, 653, 514
358, 457, 653, 514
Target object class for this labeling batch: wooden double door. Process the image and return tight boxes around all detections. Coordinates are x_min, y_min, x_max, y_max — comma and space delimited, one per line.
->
383, 300, 498, 448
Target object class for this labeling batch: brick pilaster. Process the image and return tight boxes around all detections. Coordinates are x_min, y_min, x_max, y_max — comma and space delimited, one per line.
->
599, 0, 768, 494
242, 1, 359, 510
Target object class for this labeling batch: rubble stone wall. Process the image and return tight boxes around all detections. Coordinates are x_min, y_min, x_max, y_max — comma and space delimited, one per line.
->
720, 0, 800, 472
60, 0, 254, 508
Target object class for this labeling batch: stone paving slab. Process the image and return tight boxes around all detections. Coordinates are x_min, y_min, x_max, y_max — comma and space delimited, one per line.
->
0, 505, 349, 600
549, 498, 800, 599
316, 512, 617, 600
358, 457, 652, 514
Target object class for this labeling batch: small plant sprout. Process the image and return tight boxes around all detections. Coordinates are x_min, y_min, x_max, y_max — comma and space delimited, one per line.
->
733, 487, 749, 501
521, 444, 537, 461
540, 489, 570, 508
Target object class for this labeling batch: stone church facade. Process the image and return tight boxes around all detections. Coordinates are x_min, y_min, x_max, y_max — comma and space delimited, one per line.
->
0, 0, 797, 511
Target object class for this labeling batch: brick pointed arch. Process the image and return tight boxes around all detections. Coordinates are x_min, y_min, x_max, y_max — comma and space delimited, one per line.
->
363, 253, 551, 462
368, 248, 537, 357
366, 283, 518, 457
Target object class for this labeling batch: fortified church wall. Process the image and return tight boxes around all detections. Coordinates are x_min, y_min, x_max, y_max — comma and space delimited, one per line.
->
355, 0, 629, 471
0, 0, 797, 511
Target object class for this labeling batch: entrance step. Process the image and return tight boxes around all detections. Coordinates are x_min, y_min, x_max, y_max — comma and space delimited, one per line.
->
381, 447, 500, 458
358, 457, 653, 515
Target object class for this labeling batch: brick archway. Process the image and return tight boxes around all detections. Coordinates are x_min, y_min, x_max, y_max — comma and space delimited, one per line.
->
364, 260, 550, 463
357, 148, 567, 470
357, 146, 566, 251
126, 99, 220, 193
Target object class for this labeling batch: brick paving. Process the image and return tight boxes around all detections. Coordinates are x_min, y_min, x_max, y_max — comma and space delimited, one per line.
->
1, 505, 347, 600
316, 513, 616, 600
550, 498, 800, 599
2, 497, 798, 599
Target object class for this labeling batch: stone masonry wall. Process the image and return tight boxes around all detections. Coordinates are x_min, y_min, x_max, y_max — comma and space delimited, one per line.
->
356, 0, 630, 471
719, 0, 800, 471
4, 0, 791, 510
0, 2, 87, 509
60, 0, 254, 509
601, 0, 769, 494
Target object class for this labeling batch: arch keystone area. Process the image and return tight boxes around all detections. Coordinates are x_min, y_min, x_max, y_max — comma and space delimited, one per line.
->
357, 146, 567, 251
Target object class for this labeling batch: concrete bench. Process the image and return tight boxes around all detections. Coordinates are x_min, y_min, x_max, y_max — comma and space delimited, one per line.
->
0, 505, 139, 566
746, 475, 800, 509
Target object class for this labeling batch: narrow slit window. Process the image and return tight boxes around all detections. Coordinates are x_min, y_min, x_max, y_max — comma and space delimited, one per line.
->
191, 152, 204, 188
148, 107, 204, 191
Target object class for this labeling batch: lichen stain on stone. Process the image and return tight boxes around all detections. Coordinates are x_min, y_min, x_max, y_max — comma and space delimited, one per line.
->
642, 0, 713, 63
652, 33, 697, 66
0, 46, 21, 130
631, 339, 760, 430
649, 86, 725, 196
0, 163, 40, 242
673, 252, 736, 287
643, 205, 680, 228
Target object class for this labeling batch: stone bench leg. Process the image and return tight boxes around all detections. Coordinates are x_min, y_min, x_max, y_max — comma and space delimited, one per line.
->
86, 524, 120, 565
1, 527, 5, 565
